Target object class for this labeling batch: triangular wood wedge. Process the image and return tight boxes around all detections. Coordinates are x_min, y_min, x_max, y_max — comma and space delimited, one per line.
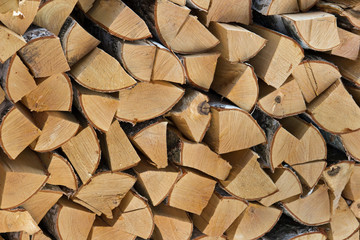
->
167, 127, 231, 180
209, 22, 266, 62
18, 27, 70, 78
168, 89, 211, 143
252, 0, 299, 15
0, 25, 26, 63
0, 54, 37, 103
86, 0, 151, 40
133, 159, 180, 206
77, 0, 95, 12
220, 149, 278, 200
227, 203, 282, 240
291, 58, 341, 103
260, 168, 302, 207
329, 28, 360, 60
99, 120, 140, 171
88, 218, 135, 240
204, 102, 266, 154
61, 125, 100, 184
32, 230, 52, 240
22, 73, 72, 112
282, 184, 331, 226
115, 81, 184, 124
0, 209, 39, 235
211, 59, 258, 112
70, 47, 136, 92
186, 0, 210, 11
0, 148, 48, 209
168, 168, 216, 214
292, 161, 327, 188
42, 198, 96, 240
343, 164, 360, 201
72, 171, 136, 218
59, 17, 100, 66
39, 152, 78, 190
0, 0, 18, 13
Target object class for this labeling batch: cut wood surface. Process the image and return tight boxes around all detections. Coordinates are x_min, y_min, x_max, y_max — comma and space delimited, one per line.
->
0, 25, 26, 63
88, 218, 136, 240
186, 0, 210, 11
0, 0, 19, 13
292, 161, 327, 188
77, 0, 95, 12
343, 164, 360, 200
0, 209, 40, 235
329, 28, 360, 60
252, 0, 299, 15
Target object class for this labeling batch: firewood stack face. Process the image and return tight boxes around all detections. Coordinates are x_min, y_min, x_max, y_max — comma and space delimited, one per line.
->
1, 0, 360, 239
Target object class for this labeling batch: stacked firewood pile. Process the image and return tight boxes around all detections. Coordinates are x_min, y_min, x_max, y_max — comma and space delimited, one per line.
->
0, 0, 360, 239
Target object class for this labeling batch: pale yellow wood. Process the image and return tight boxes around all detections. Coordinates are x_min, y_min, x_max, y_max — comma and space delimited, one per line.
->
0, 25, 25, 63
0, 0, 19, 13
343, 165, 360, 200
347, 231, 360, 240
292, 232, 327, 240
350, 199, 360, 219
88, 218, 135, 240
299, 0, 319, 11
0, 209, 39, 235
169, 0, 185, 5
32, 231, 51, 240
0, 88, 4, 104
341, 129, 360, 161
253, 0, 299, 15
330, 28, 360, 60
187, 0, 210, 10
292, 161, 326, 188
77, 0, 94, 12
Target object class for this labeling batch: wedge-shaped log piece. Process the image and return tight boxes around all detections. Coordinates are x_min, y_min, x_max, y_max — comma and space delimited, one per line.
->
246, 24, 304, 89
167, 128, 231, 180
291, 58, 341, 103
329, 28, 360, 60
21, 186, 62, 223
87, 0, 151, 40
31, 112, 79, 152
182, 52, 219, 91
22, 73, 72, 112
186, 0, 210, 11
59, 17, 100, 66
191, 228, 226, 240
0, 148, 48, 209
153, 204, 192, 240
307, 80, 360, 134
283, 184, 330, 226
204, 102, 266, 154
211, 59, 258, 112
88, 218, 135, 240
341, 129, 360, 161
72, 171, 136, 218
343, 165, 360, 200
0, 54, 37, 103
125, 119, 167, 168
43, 198, 96, 240
292, 161, 326, 188
193, 189, 247, 237
252, 0, 299, 15
134, 160, 180, 206
71, 47, 136, 92
103, 190, 154, 239
100, 120, 140, 171
0, 25, 26, 63
258, 77, 306, 118
0, 0, 19, 13
227, 203, 282, 240
74, 85, 119, 132
350, 199, 360, 219
326, 197, 359, 240
32, 231, 51, 240
61, 125, 100, 184
209, 22, 266, 62
220, 149, 277, 200
39, 152, 78, 190
0, 209, 39, 235
168, 89, 211, 142
116, 81, 184, 124
168, 168, 216, 214
260, 168, 302, 207
299, 0, 319, 12
0, 102, 41, 159
77, 0, 95, 12
0, 0, 40, 35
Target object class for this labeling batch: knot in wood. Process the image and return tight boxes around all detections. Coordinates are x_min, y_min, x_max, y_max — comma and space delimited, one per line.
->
274, 96, 281, 103
327, 166, 341, 176
198, 101, 210, 115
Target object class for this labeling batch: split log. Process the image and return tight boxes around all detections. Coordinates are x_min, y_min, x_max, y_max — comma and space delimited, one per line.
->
259, 168, 302, 207
0, 0, 19, 13
0, 25, 26, 63
0, 102, 41, 159
169, 0, 185, 5
72, 171, 136, 218
181, 52, 219, 91
88, 218, 135, 240
348, 231, 360, 240
339, 129, 360, 161
204, 102, 266, 154
226, 203, 282, 240
211, 58, 258, 112
0, 209, 39, 235
0, 0, 40, 35
99, 120, 140, 171
245, 24, 304, 89
70, 47, 136, 92
133, 159, 180, 206
77, 0, 94, 12
252, 0, 299, 15
193, 188, 247, 237
191, 228, 226, 240
42, 198, 96, 240
152, 203, 193, 240
167, 127, 231, 180
18, 27, 70, 78
39, 152, 78, 190
219, 149, 278, 200
186, 0, 210, 11
209, 22, 266, 62
168, 89, 211, 143
328, 28, 360, 60
0, 148, 48, 209
350, 199, 360, 219
59, 17, 100, 66
0, 54, 37, 103
299, 0, 319, 12
22, 73, 72, 112
115, 81, 184, 124
86, 0, 151, 41
61, 125, 101, 184
343, 164, 360, 200
292, 161, 327, 188
291, 57, 341, 103
258, 77, 306, 118
32, 231, 52, 240
282, 184, 331, 226
167, 168, 216, 215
